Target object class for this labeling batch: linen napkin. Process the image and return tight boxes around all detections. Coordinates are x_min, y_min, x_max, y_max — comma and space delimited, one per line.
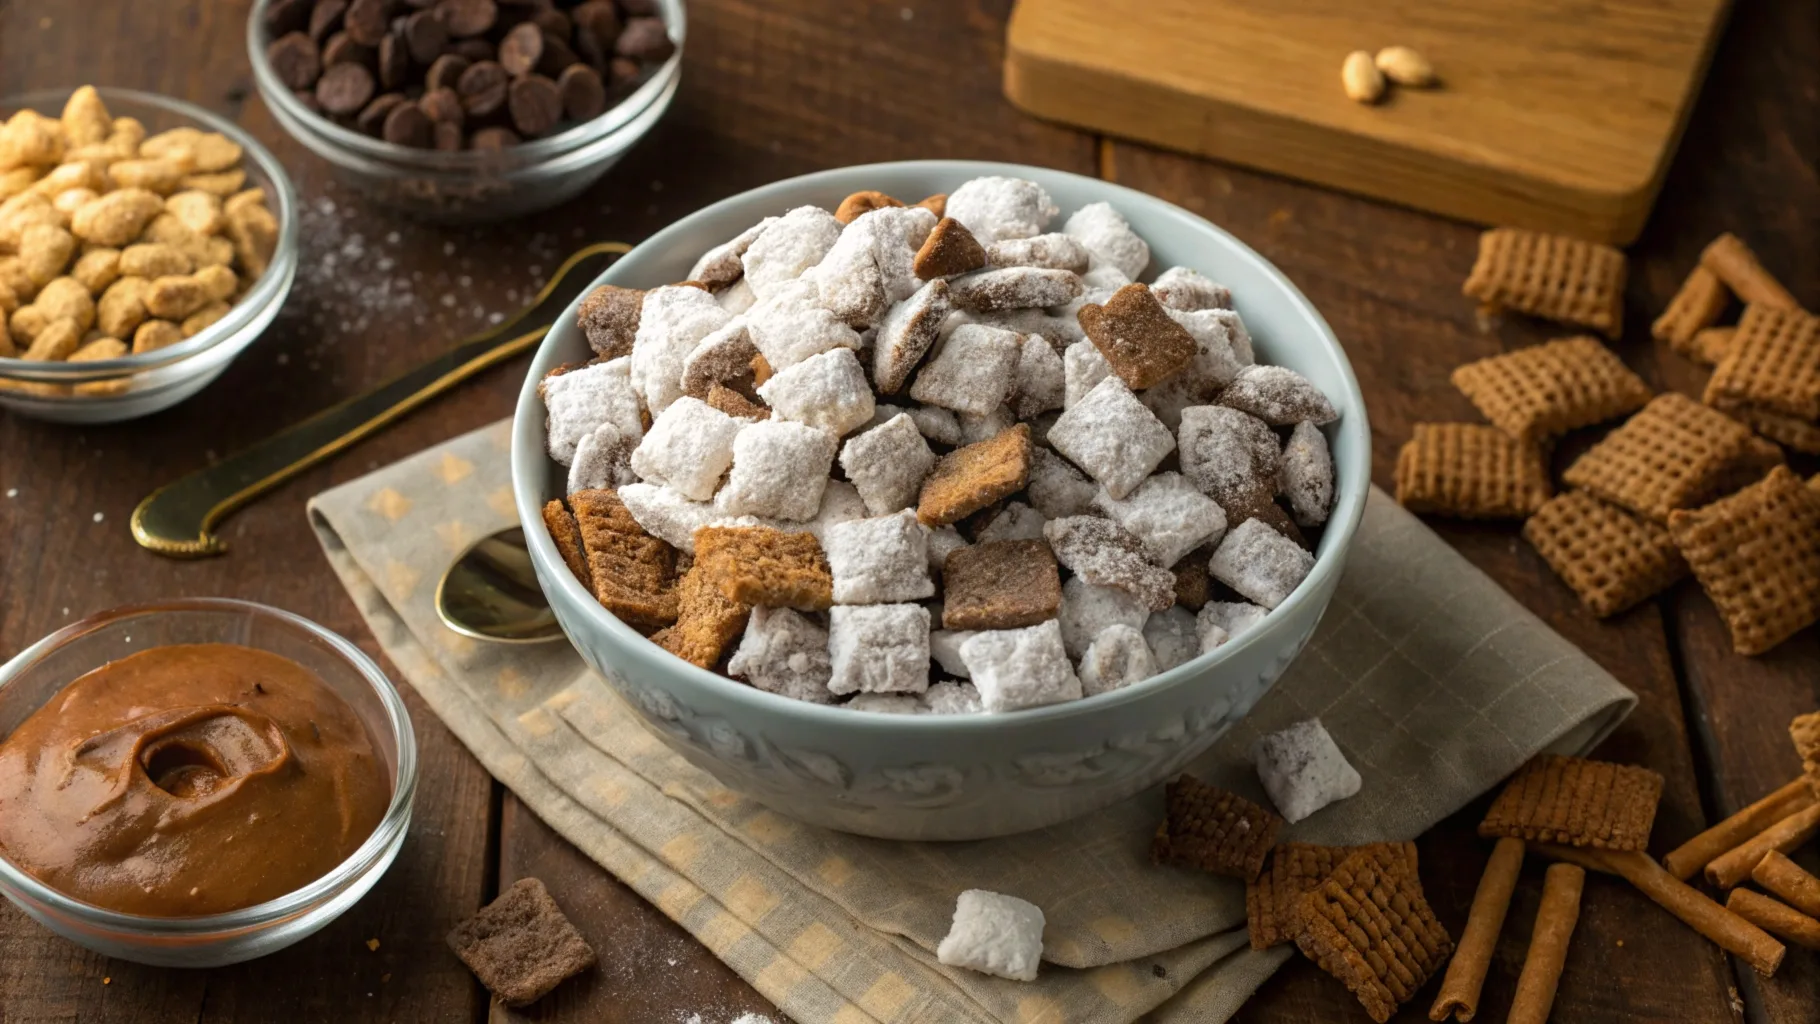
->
307, 420, 1636, 1024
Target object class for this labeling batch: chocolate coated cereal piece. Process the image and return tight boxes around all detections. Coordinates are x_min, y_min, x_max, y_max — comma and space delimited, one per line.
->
913, 216, 987, 280
447, 878, 595, 1007
658, 556, 751, 669
1077, 282, 1196, 390
569, 488, 678, 633
542, 499, 594, 592
942, 539, 1062, 630
695, 525, 834, 611
917, 423, 1032, 527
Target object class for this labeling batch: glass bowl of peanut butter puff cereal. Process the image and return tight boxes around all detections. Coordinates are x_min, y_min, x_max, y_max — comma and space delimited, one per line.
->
0, 598, 416, 967
0, 87, 297, 424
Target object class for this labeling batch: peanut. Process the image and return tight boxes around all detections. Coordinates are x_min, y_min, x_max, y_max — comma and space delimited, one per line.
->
71, 247, 120, 295
60, 87, 113, 147
0, 166, 42, 200
51, 187, 98, 222
1342, 51, 1386, 103
191, 133, 243, 174
181, 300, 231, 338
131, 318, 182, 354
0, 111, 66, 172
70, 187, 163, 246
68, 117, 145, 166
0, 314, 12, 357
22, 315, 79, 361
34, 276, 96, 332
97, 276, 149, 338
18, 223, 75, 286
139, 127, 202, 172
181, 169, 246, 197
224, 188, 266, 219
0, 257, 34, 303
1375, 47, 1436, 87
120, 242, 194, 279
69, 335, 131, 395
0, 191, 59, 249
0, 277, 17, 315
30, 160, 105, 198
225, 200, 278, 279
166, 189, 224, 237
144, 274, 210, 320
202, 236, 236, 268
108, 158, 185, 195
194, 263, 237, 302
10, 303, 49, 343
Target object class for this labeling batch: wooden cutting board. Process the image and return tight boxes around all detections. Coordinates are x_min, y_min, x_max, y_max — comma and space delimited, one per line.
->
1004, 0, 1734, 243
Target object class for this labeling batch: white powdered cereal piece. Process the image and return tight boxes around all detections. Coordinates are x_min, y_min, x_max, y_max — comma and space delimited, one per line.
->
716, 420, 838, 520
689, 217, 775, 289
1078, 623, 1156, 697
1197, 620, 1230, 654
745, 277, 862, 371
631, 285, 735, 414
844, 693, 923, 714
1208, 518, 1314, 609
984, 233, 1091, 273
1150, 266, 1232, 312
872, 278, 953, 395
1047, 377, 1176, 500
814, 214, 889, 327
618, 483, 758, 553
541, 358, 644, 465
840, 413, 936, 515
1010, 332, 1065, 419
797, 478, 868, 543
921, 679, 984, 714
937, 889, 1046, 981
1279, 421, 1334, 527
1220, 364, 1339, 426
758, 346, 876, 436
908, 323, 1021, 416
1063, 202, 1150, 280
825, 509, 934, 605
1092, 472, 1227, 567
976, 306, 1085, 348
1178, 405, 1280, 505
630, 397, 744, 501
1252, 718, 1361, 824
567, 421, 638, 493
928, 629, 975, 678
1026, 447, 1098, 519
1057, 577, 1149, 659
727, 607, 834, 704
741, 205, 843, 299
907, 404, 963, 446
856, 205, 938, 303
957, 405, 1017, 445
1211, 308, 1255, 364
1080, 262, 1133, 295
960, 620, 1081, 712
828, 603, 930, 695
1062, 339, 1112, 409
680, 318, 757, 399
1140, 311, 1245, 432
977, 501, 1048, 544
944, 176, 1060, 243
1043, 516, 1176, 610
1199, 601, 1268, 647
948, 267, 1082, 312
926, 525, 970, 579
717, 277, 757, 315
1144, 607, 1200, 672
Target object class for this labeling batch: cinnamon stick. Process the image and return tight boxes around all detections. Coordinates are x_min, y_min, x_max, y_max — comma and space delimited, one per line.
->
1705, 802, 1820, 889
1509, 863, 1584, 1024
1751, 851, 1820, 919
1430, 837, 1524, 1022
1662, 778, 1814, 880
1726, 889, 1820, 951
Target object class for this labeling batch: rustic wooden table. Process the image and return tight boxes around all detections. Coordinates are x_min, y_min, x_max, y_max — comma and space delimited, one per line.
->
1, 2, 1815, 1022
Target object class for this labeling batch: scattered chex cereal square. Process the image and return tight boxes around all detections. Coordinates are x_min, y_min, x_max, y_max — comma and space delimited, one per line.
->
1462, 228, 1627, 338
1395, 423, 1552, 519
1523, 490, 1688, 618
1291, 846, 1453, 1024
1651, 265, 1731, 353
1150, 774, 1283, 881
1561, 393, 1777, 522
1703, 304, 1820, 422
1450, 336, 1652, 441
1478, 754, 1664, 850
1732, 404, 1820, 455
1791, 712, 1820, 796
1246, 842, 1418, 950
1668, 466, 1820, 655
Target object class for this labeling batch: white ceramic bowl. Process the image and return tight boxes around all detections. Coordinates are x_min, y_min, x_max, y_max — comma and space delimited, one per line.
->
511, 161, 1369, 840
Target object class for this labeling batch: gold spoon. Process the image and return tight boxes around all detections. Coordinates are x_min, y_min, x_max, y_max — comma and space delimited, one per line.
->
434, 527, 565, 644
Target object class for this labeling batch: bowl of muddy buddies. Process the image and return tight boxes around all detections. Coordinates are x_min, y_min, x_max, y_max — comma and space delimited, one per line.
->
511, 161, 1369, 839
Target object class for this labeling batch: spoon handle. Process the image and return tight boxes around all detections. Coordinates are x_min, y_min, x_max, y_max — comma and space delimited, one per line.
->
131, 242, 632, 558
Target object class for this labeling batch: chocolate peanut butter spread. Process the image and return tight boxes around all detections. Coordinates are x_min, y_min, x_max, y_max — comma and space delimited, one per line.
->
0, 643, 390, 917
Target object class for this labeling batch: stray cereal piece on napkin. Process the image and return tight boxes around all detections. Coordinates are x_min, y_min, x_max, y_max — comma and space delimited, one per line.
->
942, 539, 1061, 630
657, 556, 752, 669
1478, 754, 1664, 850
913, 216, 987, 280
1791, 712, 1820, 797
1044, 515, 1177, 611
576, 284, 643, 360
1451, 336, 1652, 441
1247, 842, 1419, 950
1523, 490, 1687, 618
1048, 378, 1176, 500
541, 499, 593, 592
705, 383, 768, 420
1292, 847, 1453, 1023
918, 424, 1032, 527
727, 607, 833, 704
1219, 365, 1340, 427
960, 619, 1081, 712
1703, 304, 1820, 421
447, 878, 596, 1007
1076, 283, 1197, 390
1563, 393, 1776, 523
1396, 422, 1551, 519
695, 525, 834, 611
1078, 623, 1155, 695
1253, 718, 1360, 823
1652, 265, 1730, 353
828, 603, 930, 695
1668, 466, 1820, 655
1209, 518, 1314, 610
834, 189, 903, 224
568, 489, 678, 633
1151, 773, 1283, 881
1463, 228, 1626, 338
936, 889, 1046, 981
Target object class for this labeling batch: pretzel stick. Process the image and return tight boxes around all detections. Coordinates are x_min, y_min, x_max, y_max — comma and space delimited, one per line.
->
1662, 778, 1815, 880
1700, 233, 1800, 309
1726, 889, 1820, 951
1752, 851, 1820, 918
1508, 863, 1584, 1024
1429, 837, 1524, 1022
1705, 802, 1820, 889
1537, 845, 1786, 977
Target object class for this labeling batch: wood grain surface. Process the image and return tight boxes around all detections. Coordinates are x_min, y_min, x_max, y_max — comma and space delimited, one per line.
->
0, 2, 1813, 1023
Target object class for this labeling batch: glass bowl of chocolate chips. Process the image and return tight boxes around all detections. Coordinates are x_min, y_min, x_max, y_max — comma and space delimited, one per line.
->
247, 0, 682, 222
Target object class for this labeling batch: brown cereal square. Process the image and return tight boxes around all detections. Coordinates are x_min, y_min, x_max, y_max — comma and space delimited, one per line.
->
1463, 228, 1627, 338
541, 499, 593, 593
1734, 404, 1820, 454
1150, 774, 1283, 881
1692, 326, 1738, 366
1791, 712, 1820, 797
913, 216, 986, 280
704, 382, 769, 420
1394, 423, 1551, 519
694, 525, 833, 611
447, 878, 595, 1007
1292, 846, 1452, 1024
1522, 490, 1687, 618
569, 489, 678, 633
1451, 336, 1652, 441
1173, 548, 1214, 611
657, 556, 751, 669
575, 285, 642, 360
1561, 393, 1770, 522
941, 539, 1061, 630
1704, 304, 1820, 421
1700, 233, 1801, 310
1668, 466, 1820, 655
917, 423, 1033, 527
1651, 264, 1731, 353
834, 189, 904, 224
1077, 283, 1197, 390
1478, 754, 1664, 850
1246, 842, 1419, 950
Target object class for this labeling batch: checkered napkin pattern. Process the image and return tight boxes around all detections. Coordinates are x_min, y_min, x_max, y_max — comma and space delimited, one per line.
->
307, 420, 1637, 1024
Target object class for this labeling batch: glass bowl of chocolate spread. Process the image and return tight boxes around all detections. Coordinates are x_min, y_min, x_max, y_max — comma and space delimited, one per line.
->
0, 598, 416, 967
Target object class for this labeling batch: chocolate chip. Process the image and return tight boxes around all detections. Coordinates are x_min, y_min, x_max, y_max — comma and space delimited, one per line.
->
425, 53, 470, 91
420, 86, 465, 125
267, 32, 322, 90
263, 0, 312, 39
403, 9, 448, 64
436, 0, 498, 38
498, 22, 544, 77
357, 92, 408, 135
535, 32, 580, 77
507, 73, 562, 137
434, 120, 465, 151
530, 7, 571, 39
450, 38, 496, 61
614, 17, 672, 62
379, 34, 411, 90
470, 125, 520, 152
557, 64, 605, 122
308, 0, 348, 43
294, 88, 324, 114
618, 0, 660, 15
383, 100, 435, 147
322, 31, 375, 69
571, 1, 621, 58
316, 61, 377, 115
608, 57, 640, 85
345, 0, 391, 47
456, 60, 510, 117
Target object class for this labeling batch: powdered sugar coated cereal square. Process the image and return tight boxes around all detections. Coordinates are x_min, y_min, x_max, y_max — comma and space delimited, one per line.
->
618, 482, 757, 554
631, 285, 734, 414
1279, 422, 1334, 527
824, 509, 935, 604
1047, 377, 1176, 500
1198, 601, 1268, 651
1010, 332, 1065, 419
688, 217, 774, 290
741, 205, 843, 300
844, 693, 923, 714
541, 358, 644, 465
948, 267, 1082, 313
909, 323, 1021, 416
944, 177, 1060, 243
922, 679, 983, 714
1063, 202, 1150, 280
1220, 365, 1339, 426
872, 278, 954, 395
1078, 623, 1156, 697
745, 277, 862, 371
715, 420, 838, 521
567, 421, 638, 494
1062, 339, 1112, 409
1144, 606, 1200, 672
906, 403, 963, 446
828, 603, 930, 695
1151, 266, 1232, 312
798, 479, 869, 543
1044, 515, 1176, 610
976, 502, 1047, 544
957, 405, 1018, 445
1026, 447, 1098, 519
936, 889, 1046, 981
1208, 518, 1313, 609
1178, 405, 1280, 506
925, 524, 970, 579
1252, 718, 1361, 824
929, 628, 975, 678
960, 619, 1081, 712
726, 607, 833, 704
1057, 576, 1149, 659
840, 412, 936, 515
1093, 471, 1228, 567
630, 397, 745, 501
757, 346, 876, 436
